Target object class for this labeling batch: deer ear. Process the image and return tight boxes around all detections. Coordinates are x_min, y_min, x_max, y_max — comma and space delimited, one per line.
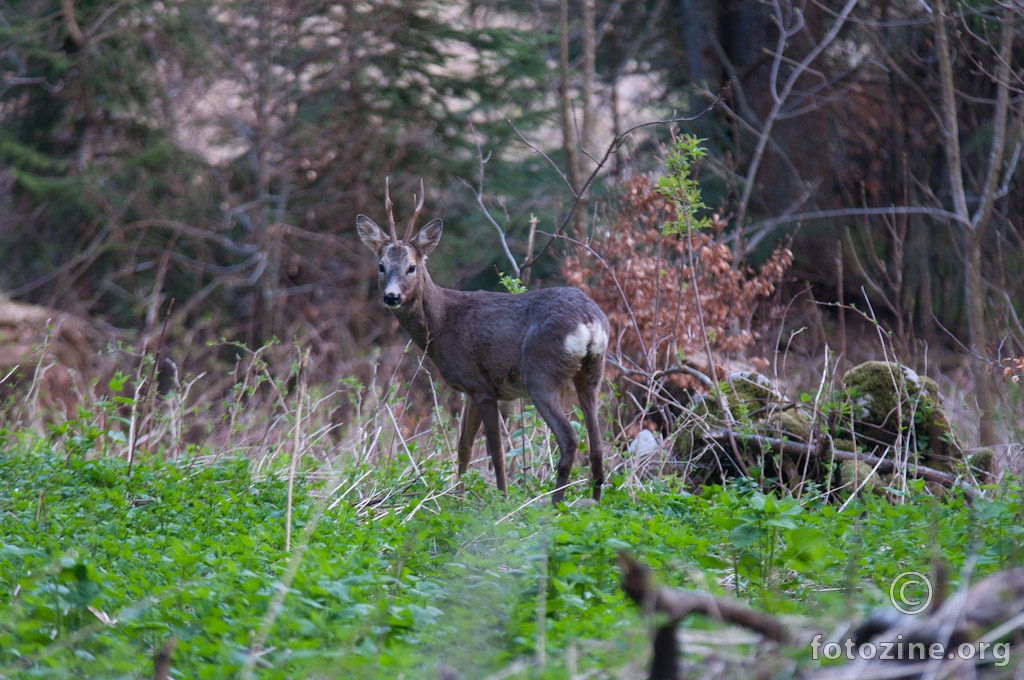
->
412, 218, 443, 255
356, 214, 388, 252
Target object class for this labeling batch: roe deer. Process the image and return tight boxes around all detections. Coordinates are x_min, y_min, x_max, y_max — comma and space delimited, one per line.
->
357, 183, 609, 504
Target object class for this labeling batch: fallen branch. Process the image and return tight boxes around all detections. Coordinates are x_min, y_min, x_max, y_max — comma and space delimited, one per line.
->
606, 356, 716, 391
617, 552, 789, 680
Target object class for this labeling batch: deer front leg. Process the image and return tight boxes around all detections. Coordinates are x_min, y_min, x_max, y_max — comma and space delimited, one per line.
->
456, 398, 482, 476
472, 394, 507, 494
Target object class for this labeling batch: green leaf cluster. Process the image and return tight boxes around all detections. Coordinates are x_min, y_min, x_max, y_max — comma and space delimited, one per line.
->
656, 134, 713, 237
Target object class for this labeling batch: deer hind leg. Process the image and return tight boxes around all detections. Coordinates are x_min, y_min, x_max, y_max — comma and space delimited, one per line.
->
457, 399, 482, 477
527, 378, 580, 505
472, 394, 508, 494
574, 360, 605, 501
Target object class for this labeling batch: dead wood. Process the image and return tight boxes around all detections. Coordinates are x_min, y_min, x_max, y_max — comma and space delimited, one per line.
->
617, 552, 790, 680
704, 429, 981, 502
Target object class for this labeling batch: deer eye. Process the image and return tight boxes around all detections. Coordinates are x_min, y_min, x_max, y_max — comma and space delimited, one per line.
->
407, 265, 416, 275
378, 263, 385, 273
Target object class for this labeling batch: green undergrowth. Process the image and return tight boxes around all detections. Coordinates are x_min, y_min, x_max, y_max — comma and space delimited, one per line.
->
1, 437, 1022, 679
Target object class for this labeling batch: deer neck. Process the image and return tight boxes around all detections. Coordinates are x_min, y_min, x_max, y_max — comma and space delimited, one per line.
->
391, 272, 449, 352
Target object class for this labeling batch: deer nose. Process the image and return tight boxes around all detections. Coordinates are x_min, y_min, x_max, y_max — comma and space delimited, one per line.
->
383, 292, 402, 308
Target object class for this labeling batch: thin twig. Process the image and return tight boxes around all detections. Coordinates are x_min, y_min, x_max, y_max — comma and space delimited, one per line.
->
506, 94, 725, 269
458, 125, 520, 277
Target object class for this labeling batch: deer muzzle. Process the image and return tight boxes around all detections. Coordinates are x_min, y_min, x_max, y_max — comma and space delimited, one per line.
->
383, 292, 403, 308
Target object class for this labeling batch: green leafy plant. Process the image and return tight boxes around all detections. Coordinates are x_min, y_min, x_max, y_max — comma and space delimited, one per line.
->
499, 273, 527, 294
657, 133, 713, 237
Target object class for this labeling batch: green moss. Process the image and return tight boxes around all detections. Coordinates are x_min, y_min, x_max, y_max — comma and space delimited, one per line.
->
968, 448, 995, 483
838, 459, 887, 496
724, 371, 779, 406
765, 408, 812, 442
717, 371, 782, 424
830, 439, 860, 456
841, 361, 966, 473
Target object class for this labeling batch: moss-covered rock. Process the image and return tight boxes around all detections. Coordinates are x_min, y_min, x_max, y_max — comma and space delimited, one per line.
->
967, 448, 995, 484
765, 408, 812, 442
841, 361, 966, 474
830, 438, 860, 458
838, 459, 887, 495
721, 371, 782, 418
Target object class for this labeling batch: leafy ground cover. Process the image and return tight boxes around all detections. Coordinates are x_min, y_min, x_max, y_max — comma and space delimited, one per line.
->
1, 433, 1021, 679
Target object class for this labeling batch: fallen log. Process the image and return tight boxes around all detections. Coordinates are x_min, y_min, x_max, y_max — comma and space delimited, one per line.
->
704, 429, 982, 502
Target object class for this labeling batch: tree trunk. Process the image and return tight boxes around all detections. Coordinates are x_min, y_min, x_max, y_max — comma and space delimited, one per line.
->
581, 0, 595, 164
558, 0, 580, 195
967, 231, 997, 446
558, 0, 597, 237
255, 0, 278, 345
932, 0, 1011, 448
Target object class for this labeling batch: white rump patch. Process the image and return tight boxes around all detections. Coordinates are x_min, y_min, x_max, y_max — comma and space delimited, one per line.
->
591, 323, 609, 355
563, 322, 609, 358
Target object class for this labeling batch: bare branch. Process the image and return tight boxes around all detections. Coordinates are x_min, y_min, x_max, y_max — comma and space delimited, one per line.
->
614, 548, 790, 639
606, 356, 716, 391
743, 205, 971, 239
458, 178, 520, 279
506, 119, 575, 196
969, 4, 1013, 235
152, 637, 176, 680
735, 0, 859, 232
2, 76, 63, 93
458, 125, 520, 278
508, 96, 725, 269
61, 0, 86, 48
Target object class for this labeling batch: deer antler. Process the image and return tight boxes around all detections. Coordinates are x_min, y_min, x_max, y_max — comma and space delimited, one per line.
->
384, 176, 398, 241
404, 179, 426, 241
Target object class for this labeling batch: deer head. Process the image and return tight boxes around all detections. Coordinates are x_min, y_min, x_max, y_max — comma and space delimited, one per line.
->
356, 178, 442, 310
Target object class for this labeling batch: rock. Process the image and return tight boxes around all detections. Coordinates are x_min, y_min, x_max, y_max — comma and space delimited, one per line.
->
765, 408, 811, 442
841, 361, 967, 474
968, 447, 995, 483
722, 370, 782, 417
837, 459, 886, 495
628, 429, 664, 457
